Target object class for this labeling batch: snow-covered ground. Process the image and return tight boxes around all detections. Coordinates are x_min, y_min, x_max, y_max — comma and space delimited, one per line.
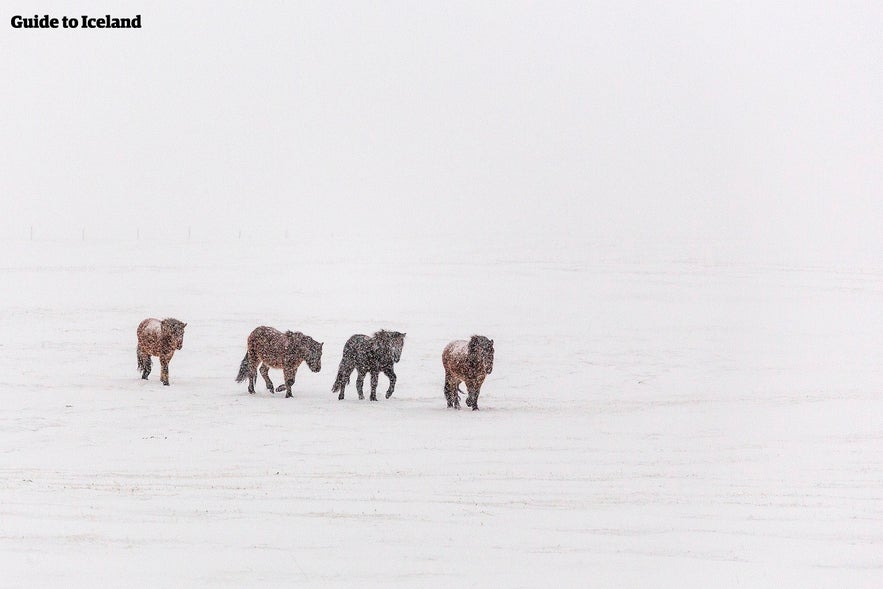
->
0, 235, 881, 587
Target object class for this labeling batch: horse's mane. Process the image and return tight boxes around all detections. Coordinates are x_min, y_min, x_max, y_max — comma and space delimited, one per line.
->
161, 318, 186, 331
285, 331, 312, 349
290, 331, 321, 349
468, 335, 492, 355
373, 330, 405, 341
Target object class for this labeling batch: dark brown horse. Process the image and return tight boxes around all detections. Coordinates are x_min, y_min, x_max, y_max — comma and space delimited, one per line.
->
236, 326, 323, 397
442, 335, 494, 410
332, 330, 406, 401
136, 318, 187, 385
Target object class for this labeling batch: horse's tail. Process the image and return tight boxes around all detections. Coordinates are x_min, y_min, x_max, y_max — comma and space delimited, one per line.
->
137, 346, 144, 371
331, 355, 355, 393
235, 352, 250, 383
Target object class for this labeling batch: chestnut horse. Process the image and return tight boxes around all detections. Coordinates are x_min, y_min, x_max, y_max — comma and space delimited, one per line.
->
442, 335, 494, 410
136, 318, 187, 385
236, 326, 323, 397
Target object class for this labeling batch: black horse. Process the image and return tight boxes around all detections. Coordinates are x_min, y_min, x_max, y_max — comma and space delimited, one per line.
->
332, 330, 406, 401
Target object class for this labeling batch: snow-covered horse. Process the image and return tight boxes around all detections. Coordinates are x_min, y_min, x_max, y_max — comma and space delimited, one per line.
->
236, 326, 323, 397
332, 330, 406, 401
442, 335, 494, 410
136, 317, 187, 385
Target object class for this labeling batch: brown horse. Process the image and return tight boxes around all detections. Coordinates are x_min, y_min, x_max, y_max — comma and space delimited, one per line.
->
442, 335, 494, 410
136, 318, 187, 385
236, 326, 323, 398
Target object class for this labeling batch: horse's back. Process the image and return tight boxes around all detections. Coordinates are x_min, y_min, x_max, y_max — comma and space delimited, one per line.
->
248, 326, 295, 367
339, 334, 367, 362
248, 325, 280, 337
247, 325, 281, 347
344, 334, 369, 349
137, 318, 161, 339
443, 340, 468, 357
136, 318, 163, 356
442, 340, 468, 372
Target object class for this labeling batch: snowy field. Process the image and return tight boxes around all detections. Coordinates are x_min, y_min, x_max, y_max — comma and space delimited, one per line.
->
0, 234, 881, 587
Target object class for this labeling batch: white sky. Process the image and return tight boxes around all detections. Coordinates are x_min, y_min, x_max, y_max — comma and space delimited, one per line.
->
1, 2, 880, 259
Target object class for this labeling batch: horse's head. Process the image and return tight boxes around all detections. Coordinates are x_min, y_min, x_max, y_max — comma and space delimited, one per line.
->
469, 335, 494, 375
305, 339, 323, 373
163, 318, 187, 350
390, 332, 406, 363
375, 330, 406, 363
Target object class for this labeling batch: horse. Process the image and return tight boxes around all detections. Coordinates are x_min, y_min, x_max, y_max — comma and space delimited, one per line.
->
236, 326, 323, 398
332, 330, 406, 401
442, 335, 494, 410
136, 318, 187, 385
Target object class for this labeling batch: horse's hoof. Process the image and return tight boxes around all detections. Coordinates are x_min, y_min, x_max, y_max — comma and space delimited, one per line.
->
285, 392, 293, 398
472, 406, 479, 411
358, 395, 364, 400
162, 382, 169, 387
338, 393, 344, 400
385, 392, 393, 399
465, 398, 473, 407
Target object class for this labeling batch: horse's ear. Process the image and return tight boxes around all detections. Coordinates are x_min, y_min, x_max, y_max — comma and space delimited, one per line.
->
183, 323, 187, 328
490, 339, 494, 345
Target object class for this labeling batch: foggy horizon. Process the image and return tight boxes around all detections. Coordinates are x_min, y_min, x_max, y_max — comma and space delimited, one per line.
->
2, 2, 880, 263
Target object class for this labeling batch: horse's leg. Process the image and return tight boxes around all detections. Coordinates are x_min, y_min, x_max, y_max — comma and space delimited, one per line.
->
355, 369, 366, 400
282, 365, 297, 398
337, 376, 347, 400
444, 372, 460, 409
369, 371, 379, 401
259, 363, 274, 393
465, 379, 481, 411
383, 367, 396, 399
474, 376, 486, 410
335, 357, 354, 401
159, 355, 171, 386
141, 353, 152, 379
246, 350, 259, 394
